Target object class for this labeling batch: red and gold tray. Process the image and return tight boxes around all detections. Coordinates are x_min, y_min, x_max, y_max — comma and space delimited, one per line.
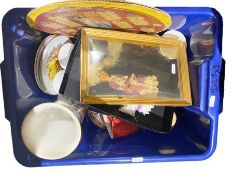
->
27, 1, 172, 37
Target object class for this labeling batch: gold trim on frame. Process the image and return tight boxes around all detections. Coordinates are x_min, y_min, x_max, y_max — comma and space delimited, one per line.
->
80, 28, 192, 106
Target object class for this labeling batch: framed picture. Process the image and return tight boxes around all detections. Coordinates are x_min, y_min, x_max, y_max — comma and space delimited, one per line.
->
80, 28, 191, 106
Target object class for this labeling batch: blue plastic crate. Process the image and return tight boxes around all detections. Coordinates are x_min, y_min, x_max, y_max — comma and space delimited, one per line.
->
1, 7, 224, 167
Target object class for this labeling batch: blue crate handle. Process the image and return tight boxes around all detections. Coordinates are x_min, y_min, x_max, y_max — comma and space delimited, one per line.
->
207, 10, 224, 118
207, 39, 224, 118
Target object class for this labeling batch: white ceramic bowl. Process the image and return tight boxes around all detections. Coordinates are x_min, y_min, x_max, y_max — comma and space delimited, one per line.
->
21, 103, 81, 160
160, 30, 187, 59
162, 30, 187, 47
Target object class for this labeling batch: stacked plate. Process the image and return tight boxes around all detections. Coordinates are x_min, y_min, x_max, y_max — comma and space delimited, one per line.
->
34, 35, 74, 95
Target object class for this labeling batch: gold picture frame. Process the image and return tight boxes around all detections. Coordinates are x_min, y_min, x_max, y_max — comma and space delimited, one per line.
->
80, 28, 191, 106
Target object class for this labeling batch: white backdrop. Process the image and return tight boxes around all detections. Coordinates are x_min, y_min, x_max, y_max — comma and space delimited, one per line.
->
0, 0, 231, 175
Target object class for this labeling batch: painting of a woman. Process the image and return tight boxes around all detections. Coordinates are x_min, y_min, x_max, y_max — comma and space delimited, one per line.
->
88, 39, 179, 98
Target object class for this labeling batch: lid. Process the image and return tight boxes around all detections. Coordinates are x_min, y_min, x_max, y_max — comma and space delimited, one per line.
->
26, 1, 172, 37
